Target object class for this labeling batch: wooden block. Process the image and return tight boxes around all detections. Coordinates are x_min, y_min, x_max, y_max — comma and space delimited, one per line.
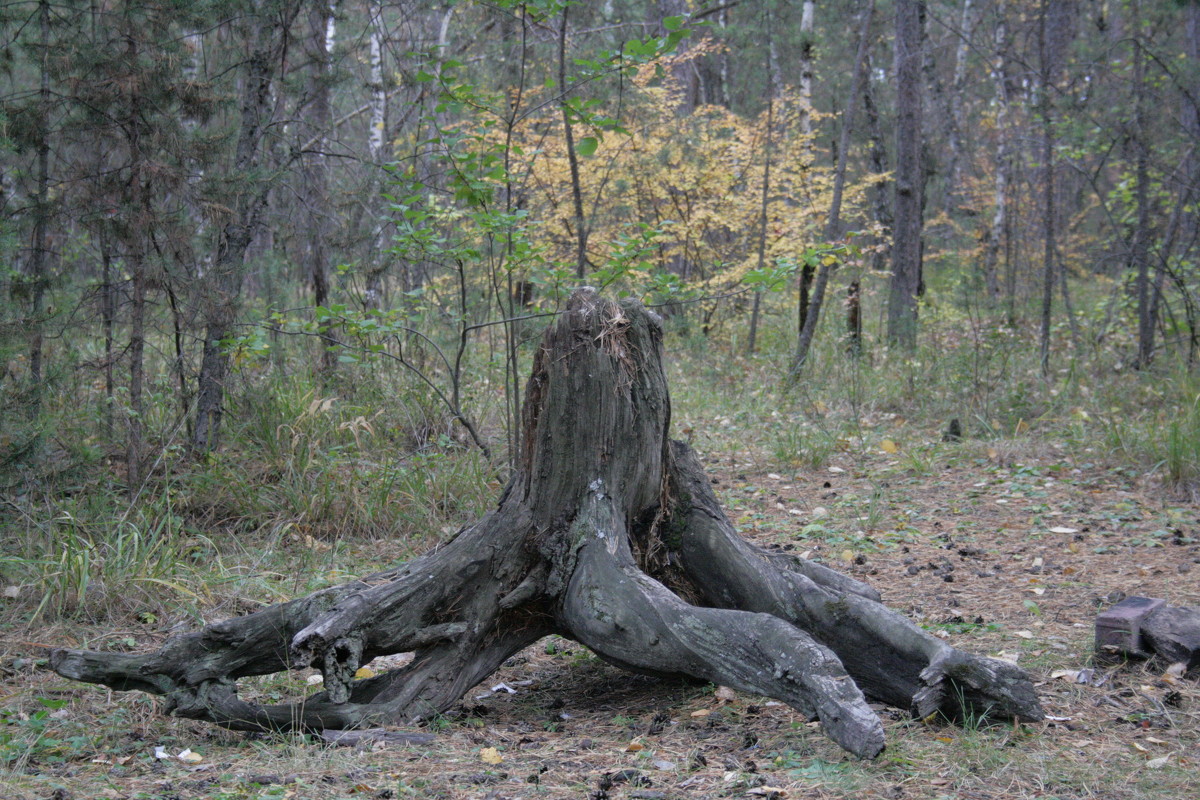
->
1095, 596, 1166, 656
1143, 605, 1200, 669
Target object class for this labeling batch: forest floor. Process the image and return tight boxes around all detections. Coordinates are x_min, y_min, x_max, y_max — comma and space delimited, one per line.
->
3, 417, 1199, 800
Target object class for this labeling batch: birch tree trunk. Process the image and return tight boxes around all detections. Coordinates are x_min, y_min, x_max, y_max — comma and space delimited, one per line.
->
942, 0, 975, 215
363, 0, 390, 310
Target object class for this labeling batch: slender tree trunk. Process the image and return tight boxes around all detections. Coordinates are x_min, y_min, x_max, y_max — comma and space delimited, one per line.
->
888, 0, 925, 348
793, 1, 816, 337
846, 280, 863, 356
798, 1, 815, 144
193, 4, 296, 453
717, 5, 731, 109
791, 0, 874, 375
25, 0, 51, 419
748, 3, 783, 356
1038, 0, 1056, 375
744, 88, 772, 357
123, 22, 148, 490
1131, 6, 1154, 367
982, 0, 1011, 306
101, 239, 115, 440
747, 97, 773, 356
303, 0, 338, 371
364, 0, 390, 310
559, 6, 588, 280
1184, 2, 1200, 253
942, 0, 975, 215
1154, 1, 1200, 356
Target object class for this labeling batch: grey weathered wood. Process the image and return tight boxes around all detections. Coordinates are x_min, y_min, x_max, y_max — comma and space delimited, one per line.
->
49, 288, 1042, 759
1142, 605, 1200, 668
1095, 595, 1167, 656
1094, 596, 1200, 669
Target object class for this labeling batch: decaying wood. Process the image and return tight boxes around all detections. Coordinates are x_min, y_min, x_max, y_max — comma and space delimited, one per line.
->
50, 288, 1042, 758
1143, 605, 1200, 668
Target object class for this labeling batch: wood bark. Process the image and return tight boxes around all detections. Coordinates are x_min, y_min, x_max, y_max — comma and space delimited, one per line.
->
942, 0, 975, 215
192, 3, 296, 452
1038, 0, 1058, 375
887, 0, 925, 348
981, 0, 1011, 307
302, 0, 338, 372
51, 289, 1042, 759
559, 5, 588, 281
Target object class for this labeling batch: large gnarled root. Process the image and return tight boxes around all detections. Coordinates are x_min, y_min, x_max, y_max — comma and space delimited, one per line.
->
560, 492, 886, 758
51, 512, 551, 732
669, 441, 1043, 724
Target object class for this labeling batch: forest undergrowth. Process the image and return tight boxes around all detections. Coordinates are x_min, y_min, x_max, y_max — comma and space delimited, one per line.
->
2, 288, 1199, 800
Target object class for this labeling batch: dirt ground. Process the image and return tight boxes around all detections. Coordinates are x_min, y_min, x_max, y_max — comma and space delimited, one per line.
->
3, 439, 1198, 800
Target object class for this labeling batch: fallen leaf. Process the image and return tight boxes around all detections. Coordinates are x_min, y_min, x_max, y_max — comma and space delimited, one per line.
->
480, 746, 503, 765
652, 759, 676, 770
1131, 742, 1149, 753
881, 439, 898, 454
690, 709, 711, 717
1144, 736, 1169, 745
748, 788, 788, 797
625, 741, 645, 753
1049, 526, 1079, 534
354, 667, 375, 679
714, 686, 737, 702
828, 466, 845, 474
1015, 419, 1029, 435
177, 749, 203, 763
1014, 630, 1035, 639
1146, 755, 1170, 768
840, 549, 855, 563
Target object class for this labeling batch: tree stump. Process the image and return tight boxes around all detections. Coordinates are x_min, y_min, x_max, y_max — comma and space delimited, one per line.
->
50, 289, 1042, 758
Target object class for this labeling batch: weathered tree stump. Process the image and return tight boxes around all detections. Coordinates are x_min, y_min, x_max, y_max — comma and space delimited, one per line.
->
50, 289, 1042, 758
